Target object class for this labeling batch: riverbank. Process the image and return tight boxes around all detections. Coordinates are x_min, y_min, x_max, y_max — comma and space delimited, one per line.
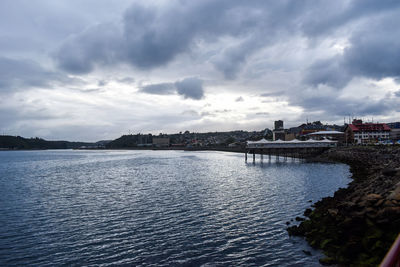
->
288, 146, 400, 266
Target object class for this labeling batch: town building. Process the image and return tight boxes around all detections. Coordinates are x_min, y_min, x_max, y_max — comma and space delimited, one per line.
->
152, 137, 170, 147
273, 120, 286, 141
344, 119, 390, 144
387, 122, 400, 141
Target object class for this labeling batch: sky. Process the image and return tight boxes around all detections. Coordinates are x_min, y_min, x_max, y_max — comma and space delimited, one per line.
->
1, 0, 400, 141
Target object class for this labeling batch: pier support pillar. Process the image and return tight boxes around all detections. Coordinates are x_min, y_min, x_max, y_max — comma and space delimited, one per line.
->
253, 151, 255, 164
245, 151, 248, 162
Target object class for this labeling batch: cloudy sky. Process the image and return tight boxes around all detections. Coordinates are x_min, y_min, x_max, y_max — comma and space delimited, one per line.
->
1, 0, 400, 141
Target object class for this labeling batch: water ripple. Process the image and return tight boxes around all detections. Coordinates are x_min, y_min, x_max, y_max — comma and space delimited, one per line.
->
0, 150, 351, 266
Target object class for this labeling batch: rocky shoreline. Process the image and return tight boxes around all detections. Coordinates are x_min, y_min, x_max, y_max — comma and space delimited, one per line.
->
287, 146, 400, 266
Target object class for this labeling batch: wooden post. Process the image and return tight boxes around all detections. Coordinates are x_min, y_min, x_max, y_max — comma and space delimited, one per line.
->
253, 151, 255, 164
245, 151, 248, 162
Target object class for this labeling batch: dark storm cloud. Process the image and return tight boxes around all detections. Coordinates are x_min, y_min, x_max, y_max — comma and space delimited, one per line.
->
49, 0, 400, 87
54, 1, 305, 76
0, 57, 75, 92
140, 78, 204, 100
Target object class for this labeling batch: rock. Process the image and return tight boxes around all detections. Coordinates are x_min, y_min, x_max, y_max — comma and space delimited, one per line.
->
328, 209, 338, 216
377, 207, 400, 220
304, 208, 312, 217
295, 216, 305, 222
374, 199, 385, 207
286, 221, 290, 225
388, 192, 400, 201
365, 193, 382, 201
383, 200, 397, 207
286, 147, 400, 266
387, 185, 400, 201
319, 257, 337, 265
382, 168, 397, 176
302, 250, 312, 256
287, 225, 301, 236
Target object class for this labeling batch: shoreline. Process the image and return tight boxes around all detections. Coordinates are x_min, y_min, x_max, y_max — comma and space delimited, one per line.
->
288, 146, 400, 266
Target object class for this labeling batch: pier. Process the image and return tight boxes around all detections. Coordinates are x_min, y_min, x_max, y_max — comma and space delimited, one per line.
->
245, 139, 337, 163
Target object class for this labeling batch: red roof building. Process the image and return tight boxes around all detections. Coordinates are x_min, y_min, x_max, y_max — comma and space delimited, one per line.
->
345, 120, 391, 144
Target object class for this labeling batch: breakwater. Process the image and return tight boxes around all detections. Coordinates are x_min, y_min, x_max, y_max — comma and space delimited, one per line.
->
288, 146, 400, 266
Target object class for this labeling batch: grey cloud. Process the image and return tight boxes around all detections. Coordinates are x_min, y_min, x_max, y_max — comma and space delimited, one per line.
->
343, 17, 400, 80
212, 39, 260, 79
200, 111, 215, 117
75, 88, 102, 94
235, 96, 244, 102
394, 90, 400, 97
53, 1, 301, 76
291, 93, 398, 118
55, 23, 122, 74
0, 57, 76, 92
181, 110, 199, 116
304, 58, 351, 88
122, 3, 193, 69
300, 0, 400, 37
98, 80, 107, 86
140, 83, 175, 95
304, 7, 400, 88
213, 109, 231, 113
260, 91, 285, 97
175, 77, 204, 100
140, 77, 204, 100
50, 0, 400, 86
117, 77, 135, 84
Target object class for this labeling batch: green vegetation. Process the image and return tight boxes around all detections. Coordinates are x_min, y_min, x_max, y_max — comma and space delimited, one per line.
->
0, 135, 95, 150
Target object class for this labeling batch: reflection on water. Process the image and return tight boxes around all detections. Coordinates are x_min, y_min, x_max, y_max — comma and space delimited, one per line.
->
0, 150, 350, 266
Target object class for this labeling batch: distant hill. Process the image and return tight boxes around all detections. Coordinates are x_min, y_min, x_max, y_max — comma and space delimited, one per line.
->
0, 135, 96, 150
106, 134, 152, 148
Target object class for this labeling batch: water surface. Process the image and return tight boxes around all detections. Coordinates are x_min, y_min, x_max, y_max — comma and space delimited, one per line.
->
0, 150, 351, 266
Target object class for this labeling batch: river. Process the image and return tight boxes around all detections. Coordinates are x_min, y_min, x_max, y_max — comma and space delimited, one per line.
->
0, 150, 351, 266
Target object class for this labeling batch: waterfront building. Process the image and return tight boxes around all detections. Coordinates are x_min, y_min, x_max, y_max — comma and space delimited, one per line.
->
344, 119, 390, 144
